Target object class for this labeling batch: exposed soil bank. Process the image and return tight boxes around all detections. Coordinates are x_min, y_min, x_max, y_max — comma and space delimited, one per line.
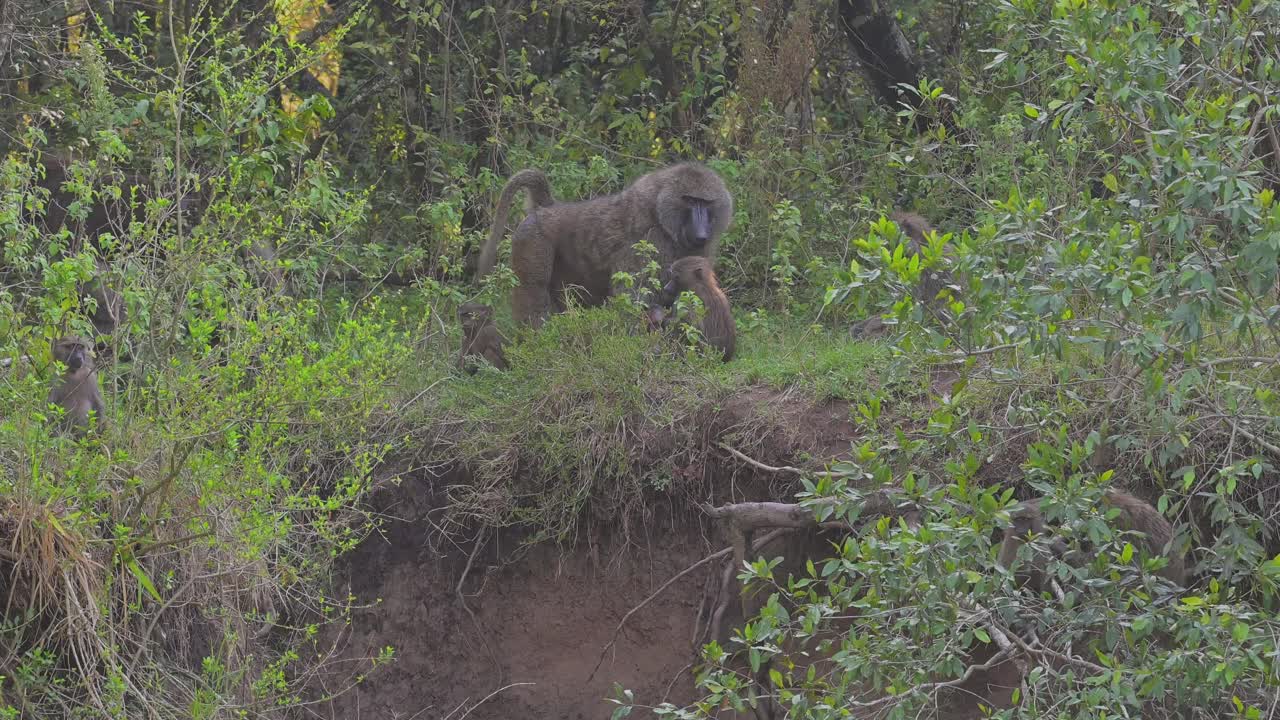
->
324, 497, 716, 719
313, 387, 1017, 719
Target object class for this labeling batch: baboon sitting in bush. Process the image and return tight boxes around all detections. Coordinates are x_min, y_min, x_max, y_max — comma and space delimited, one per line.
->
477, 163, 734, 328
850, 210, 958, 338
998, 488, 1186, 594
47, 335, 106, 434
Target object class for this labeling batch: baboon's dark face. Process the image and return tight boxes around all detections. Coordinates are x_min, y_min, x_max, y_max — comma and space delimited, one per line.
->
54, 338, 90, 370
668, 195, 722, 252
685, 196, 713, 247
656, 166, 732, 255
458, 303, 493, 330
1007, 504, 1044, 539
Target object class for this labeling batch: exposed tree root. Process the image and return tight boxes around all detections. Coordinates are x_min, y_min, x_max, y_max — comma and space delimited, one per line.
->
457, 529, 503, 683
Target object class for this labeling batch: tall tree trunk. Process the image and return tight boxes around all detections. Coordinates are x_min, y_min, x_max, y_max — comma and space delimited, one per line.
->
400, 0, 429, 191
639, 0, 690, 136
836, 0, 921, 112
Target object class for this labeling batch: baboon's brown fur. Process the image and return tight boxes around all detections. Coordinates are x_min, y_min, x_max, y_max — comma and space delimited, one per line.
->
849, 211, 958, 338
998, 488, 1186, 593
457, 303, 508, 374
477, 163, 733, 328
662, 256, 736, 362
47, 335, 106, 434
477, 168, 556, 279
890, 210, 955, 310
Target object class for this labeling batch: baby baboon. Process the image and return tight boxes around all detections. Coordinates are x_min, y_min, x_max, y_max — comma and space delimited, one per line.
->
998, 488, 1186, 593
660, 256, 736, 362
457, 303, 508, 374
477, 163, 734, 328
47, 335, 106, 434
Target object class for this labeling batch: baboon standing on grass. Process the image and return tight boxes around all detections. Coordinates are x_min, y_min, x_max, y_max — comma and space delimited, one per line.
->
47, 336, 106, 434
457, 303, 508, 374
477, 163, 734, 328
659, 256, 736, 362
998, 488, 1186, 593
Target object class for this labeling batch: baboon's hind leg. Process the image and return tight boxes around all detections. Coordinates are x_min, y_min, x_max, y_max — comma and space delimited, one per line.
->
510, 217, 556, 328
513, 284, 554, 328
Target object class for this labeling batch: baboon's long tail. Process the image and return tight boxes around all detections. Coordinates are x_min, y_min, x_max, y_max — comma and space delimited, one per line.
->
477, 168, 555, 280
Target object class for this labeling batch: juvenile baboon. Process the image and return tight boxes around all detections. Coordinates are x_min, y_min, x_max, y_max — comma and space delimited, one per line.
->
849, 211, 957, 338
998, 488, 1186, 593
660, 256, 736, 361
848, 315, 889, 339
47, 335, 106, 434
457, 303, 508, 374
889, 210, 957, 312
477, 163, 733, 328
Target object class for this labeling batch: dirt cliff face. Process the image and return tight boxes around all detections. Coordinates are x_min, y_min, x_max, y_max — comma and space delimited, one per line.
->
324, 485, 714, 719
314, 389, 856, 719
313, 389, 1017, 720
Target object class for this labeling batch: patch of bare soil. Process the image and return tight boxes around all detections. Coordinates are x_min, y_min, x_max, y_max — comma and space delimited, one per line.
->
716, 386, 858, 465
316, 469, 720, 720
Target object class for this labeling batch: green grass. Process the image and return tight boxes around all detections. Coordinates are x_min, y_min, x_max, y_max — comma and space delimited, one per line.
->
723, 316, 893, 402
404, 303, 906, 545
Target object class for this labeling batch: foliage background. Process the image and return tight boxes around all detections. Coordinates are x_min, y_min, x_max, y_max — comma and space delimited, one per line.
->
2, 0, 1280, 716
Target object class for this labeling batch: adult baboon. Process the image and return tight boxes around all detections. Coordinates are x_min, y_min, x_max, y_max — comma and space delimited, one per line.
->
47, 335, 106, 434
477, 168, 556, 277
660, 256, 736, 361
477, 162, 733, 328
998, 488, 1186, 593
30, 157, 284, 292
457, 303, 508, 374
34, 155, 201, 249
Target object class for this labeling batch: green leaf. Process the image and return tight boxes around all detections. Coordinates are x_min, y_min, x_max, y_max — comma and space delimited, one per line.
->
127, 557, 163, 603
1103, 173, 1119, 193
1023, 104, 1040, 119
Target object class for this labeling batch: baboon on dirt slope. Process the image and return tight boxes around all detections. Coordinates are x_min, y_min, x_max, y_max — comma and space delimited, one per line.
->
47, 335, 106, 434
457, 303, 508, 373
998, 488, 1186, 594
477, 163, 733, 328
660, 256, 736, 362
